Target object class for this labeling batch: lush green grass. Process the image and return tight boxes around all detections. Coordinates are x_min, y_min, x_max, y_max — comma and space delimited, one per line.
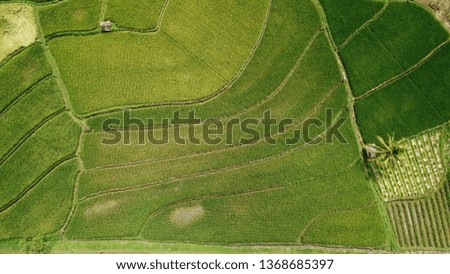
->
105, 0, 166, 30
49, 32, 226, 115
85, 0, 322, 129
78, 98, 348, 198
408, 43, 450, 120
340, 2, 449, 97
340, 29, 404, 97
369, 2, 448, 69
0, 0, 53, 2
0, 160, 78, 239
0, 4, 38, 62
355, 77, 446, 143
47, 0, 269, 115
38, 0, 102, 36
0, 113, 80, 208
0, 43, 51, 113
0, 78, 65, 159
161, 0, 268, 80
4, 0, 447, 252
0, 238, 362, 254
355, 76, 445, 143
80, 33, 342, 169
386, 184, 450, 248
319, 0, 385, 47
141, 164, 377, 244
67, 115, 363, 239
302, 205, 387, 248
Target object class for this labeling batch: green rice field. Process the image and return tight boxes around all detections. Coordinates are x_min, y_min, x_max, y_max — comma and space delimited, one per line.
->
0, 0, 448, 254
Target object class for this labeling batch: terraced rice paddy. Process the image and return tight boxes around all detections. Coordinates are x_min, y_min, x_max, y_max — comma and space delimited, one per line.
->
0, 0, 448, 253
373, 130, 445, 201
0, 4, 37, 61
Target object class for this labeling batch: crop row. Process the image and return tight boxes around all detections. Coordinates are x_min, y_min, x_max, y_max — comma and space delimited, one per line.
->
0, 113, 81, 209
0, 160, 78, 239
84, 0, 322, 128
0, 43, 52, 113
105, 0, 166, 30
80, 33, 342, 169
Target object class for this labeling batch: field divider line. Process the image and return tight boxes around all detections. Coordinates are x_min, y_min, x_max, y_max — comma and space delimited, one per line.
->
355, 39, 450, 101
84, 82, 342, 172
0, 109, 65, 166
0, 74, 54, 118
161, 31, 228, 82
79, 109, 346, 201
297, 202, 378, 245
156, 0, 170, 30
0, 0, 66, 7
45, 0, 168, 39
138, 159, 360, 237
34, 6, 88, 131
216, 29, 323, 120
80, 0, 273, 119
99, 0, 108, 22
0, 42, 33, 70
430, 194, 448, 246
337, 0, 389, 51
111, 0, 170, 32
313, 0, 398, 248
60, 170, 81, 237
0, 155, 76, 214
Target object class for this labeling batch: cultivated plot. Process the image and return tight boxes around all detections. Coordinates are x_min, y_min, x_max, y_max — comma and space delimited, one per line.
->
372, 130, 446, 201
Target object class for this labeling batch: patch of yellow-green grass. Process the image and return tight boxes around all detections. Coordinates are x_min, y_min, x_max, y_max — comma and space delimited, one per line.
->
0, 160, 78, 239
0, 4, 37, 61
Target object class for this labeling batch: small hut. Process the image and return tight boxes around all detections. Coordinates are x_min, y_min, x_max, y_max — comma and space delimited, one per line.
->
365, 145, 379, 159
100, 20, 112, 32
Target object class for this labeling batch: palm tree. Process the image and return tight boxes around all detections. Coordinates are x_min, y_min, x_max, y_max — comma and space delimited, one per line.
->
368, 134, 404, 167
